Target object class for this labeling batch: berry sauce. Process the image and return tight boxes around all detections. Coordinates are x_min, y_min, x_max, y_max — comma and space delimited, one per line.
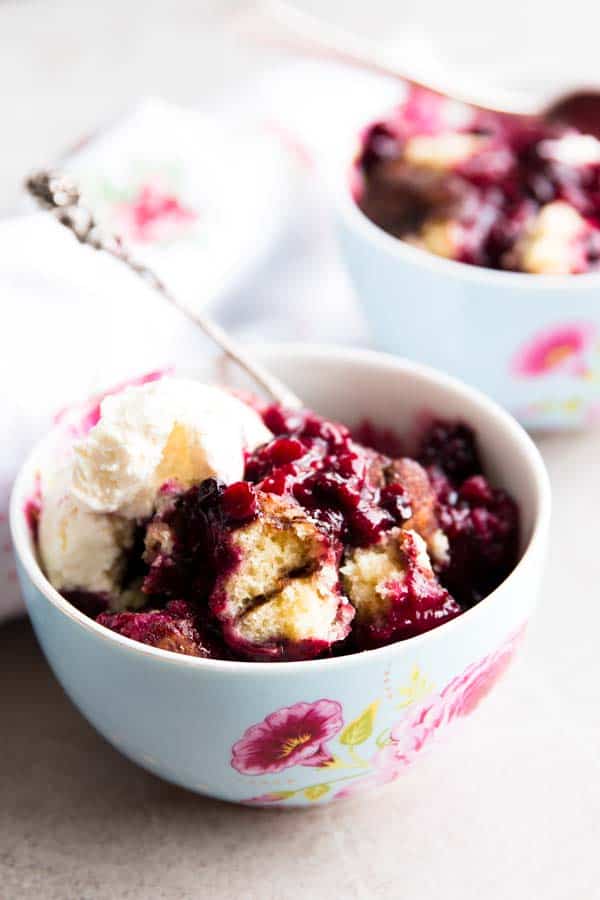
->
356, 531, 462, 650
418, 423, 520, 607
356, 86, 600, 272
142, 478, 256, 603
55, 405, 520, 661
245, 405, 411, 546
97, 599, 226, 659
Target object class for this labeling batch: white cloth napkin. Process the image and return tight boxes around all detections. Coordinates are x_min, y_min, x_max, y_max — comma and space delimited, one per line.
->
2, 62, 401, 621
1, 214, 225, 620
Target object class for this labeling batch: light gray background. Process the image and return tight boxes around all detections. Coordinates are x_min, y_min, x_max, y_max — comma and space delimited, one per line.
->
2, 2, 600, 898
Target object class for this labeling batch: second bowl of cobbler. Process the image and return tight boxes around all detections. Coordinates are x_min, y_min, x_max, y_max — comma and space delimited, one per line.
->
336, 86, 600, 429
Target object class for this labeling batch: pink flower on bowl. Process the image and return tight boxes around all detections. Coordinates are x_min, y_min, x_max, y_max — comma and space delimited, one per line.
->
337, 687, 455, 800
231, 699, 343, 775
439, 634, 520, 720
335, 696, 452, 800
336, 627, 524, 801
334, 744, 405, 800
113, 180, 197, 243
389, 628, 522, 750
512, 323, 597, 378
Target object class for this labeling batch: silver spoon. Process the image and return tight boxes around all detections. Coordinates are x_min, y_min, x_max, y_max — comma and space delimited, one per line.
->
25, 169, 303, 411
254, 0, 600, 135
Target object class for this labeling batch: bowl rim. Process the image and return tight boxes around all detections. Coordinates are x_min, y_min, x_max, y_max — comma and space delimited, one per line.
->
10, 343, 551, 676
335, 143, 600, 290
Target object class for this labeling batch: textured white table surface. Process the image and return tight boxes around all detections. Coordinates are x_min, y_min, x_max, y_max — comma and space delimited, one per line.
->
2, 2, 600, 898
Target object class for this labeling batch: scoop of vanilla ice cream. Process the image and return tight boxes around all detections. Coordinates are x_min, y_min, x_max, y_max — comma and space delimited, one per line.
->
71, 378, 272, 519
39, 456, 135, 597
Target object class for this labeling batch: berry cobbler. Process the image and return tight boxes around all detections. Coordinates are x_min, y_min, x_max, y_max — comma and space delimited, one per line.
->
355, 86, 600, 274
35, 377, 519, 661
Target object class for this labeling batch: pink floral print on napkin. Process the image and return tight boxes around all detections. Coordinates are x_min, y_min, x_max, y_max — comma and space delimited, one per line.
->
113, 179, 197, 244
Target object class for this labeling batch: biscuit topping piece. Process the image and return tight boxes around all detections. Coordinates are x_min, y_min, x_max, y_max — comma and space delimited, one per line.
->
342, 529, 460, 648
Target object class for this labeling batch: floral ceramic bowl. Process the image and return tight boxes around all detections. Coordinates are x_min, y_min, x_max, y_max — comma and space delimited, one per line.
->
335, 166, 600, 430
10, 345, 550, 806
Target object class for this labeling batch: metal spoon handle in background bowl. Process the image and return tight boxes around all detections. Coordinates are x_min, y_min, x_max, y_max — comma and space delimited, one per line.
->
252, 0, 600, 132
25, 170, 303, 411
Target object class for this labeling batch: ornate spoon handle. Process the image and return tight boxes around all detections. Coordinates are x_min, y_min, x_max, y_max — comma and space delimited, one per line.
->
25, 169, 303, 410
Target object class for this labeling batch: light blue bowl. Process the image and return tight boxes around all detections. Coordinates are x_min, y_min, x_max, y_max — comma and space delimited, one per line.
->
336, 180, 600, 429
10, 346, 550, 806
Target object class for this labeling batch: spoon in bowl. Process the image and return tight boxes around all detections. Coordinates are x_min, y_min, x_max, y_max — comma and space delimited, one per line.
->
25, 169, 303, 411
254, 0, 600, 136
